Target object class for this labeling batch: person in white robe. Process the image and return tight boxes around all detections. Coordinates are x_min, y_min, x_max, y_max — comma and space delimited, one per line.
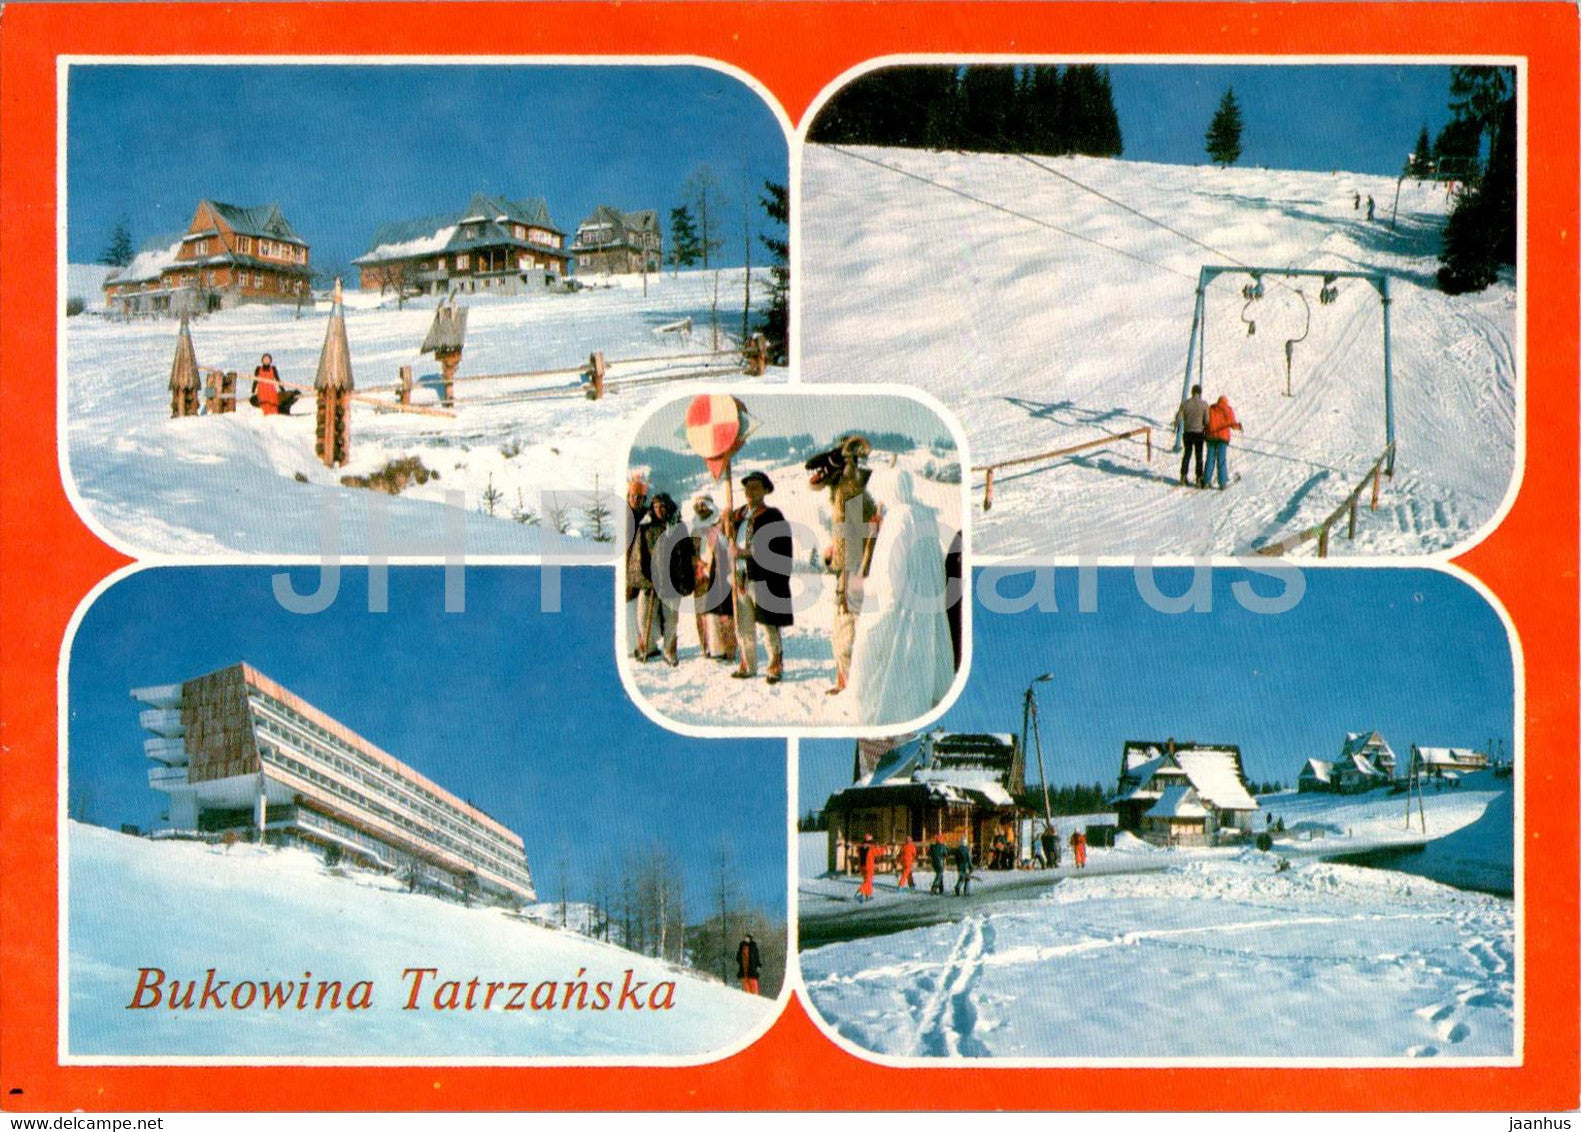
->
847, 470, 956, 725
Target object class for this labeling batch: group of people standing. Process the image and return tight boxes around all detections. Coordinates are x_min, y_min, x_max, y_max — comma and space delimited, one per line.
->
626, 434, 961, 724
1174, 383, 1244, 490
848, 825, 1094, 903
625, 468, 794, 681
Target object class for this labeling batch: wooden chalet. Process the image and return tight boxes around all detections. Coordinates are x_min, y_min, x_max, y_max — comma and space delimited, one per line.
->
1300, 731, 1395, 794
571, 205, 662, 274
1111, 738, 1259, 846
1410, 744, 1490, 782
823, 731, 1024, 872
353, 193, 571, 296
103, 201, 311, 317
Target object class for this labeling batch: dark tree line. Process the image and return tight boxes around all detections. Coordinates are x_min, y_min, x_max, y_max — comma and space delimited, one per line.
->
809, 64, 1122, 158
1015, 782, 1114, 815
1436, 66, 1517, 294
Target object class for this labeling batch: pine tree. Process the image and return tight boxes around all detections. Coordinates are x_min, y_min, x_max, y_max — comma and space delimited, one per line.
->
1436, 66, 1516, 294
1409, 124, 1434, 178
1024, 65, 1066, 156
668, 205, 701, 270
960, 66, 1018, 151
99, 217, 133, 267
756, 180, 789, 366
1204, 86, 1244, 166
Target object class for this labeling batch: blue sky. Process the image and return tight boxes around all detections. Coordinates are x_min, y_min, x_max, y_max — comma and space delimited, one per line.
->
67, 65, 787, 271
68, 567, 785, 917
802, 567, 1514, 812
1109, 64, 1462, 175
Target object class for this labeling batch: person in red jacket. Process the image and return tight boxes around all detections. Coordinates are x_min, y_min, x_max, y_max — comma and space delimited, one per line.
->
1070, 829, 1088, 868
856, 834, 882, 902
252, 353, 281, 416
896, 835, 918, 890
1203, 395, 1243, 490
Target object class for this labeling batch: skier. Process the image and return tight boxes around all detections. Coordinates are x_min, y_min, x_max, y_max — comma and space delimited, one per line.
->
1175, 384, 1210, 487
856, 834, 880, 902
1040, 824, 1060, 870
952, 837, 974, 897
897, 834, 918, 890
730, 470, 794, 684
1070, 829, 1088, 869
251, 353, 299, 416
928, 835, 948, 895
736, 933, 762, 995
1366, 194, 1376, 221
1352, 191, 1361, 210
1203, 395, 1243, 490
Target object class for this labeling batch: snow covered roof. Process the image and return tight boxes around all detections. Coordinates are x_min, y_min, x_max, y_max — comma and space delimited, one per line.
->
106, 234, 184, 286
205, 200, 306, 245
576, 204, 660, 237
1340, 730, 1392, 760
1414, 746, 1483, 767
1145, 785, 1207, 820
1300, 758, 1333, 782
355, 194, 564, 265
1345, 752, 1387, 777
1175, 750, 1259, 811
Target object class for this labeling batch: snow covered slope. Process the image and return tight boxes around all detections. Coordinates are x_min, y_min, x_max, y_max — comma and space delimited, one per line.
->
625, 450, 963, 728
802, 146, 1517, 558
64, 270, 780, 556
802, 855, 1514, 1060
67, 822, 771, 1058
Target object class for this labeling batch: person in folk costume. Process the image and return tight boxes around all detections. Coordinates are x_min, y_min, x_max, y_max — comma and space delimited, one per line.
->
1203, 394, 1244, 491
897, 834, 918, 890
1070, 828, 1088, 869
690, 493, 737, 663
846, 470, 956, 726
952, 837, 974, 897
623, 473, 649, 658
855, 834, 882, 903
736, 933, 762, 995
633, 493, 694, 666
730, 470, 794, 684
928, 834, 949, 895
807, 436, 878, 697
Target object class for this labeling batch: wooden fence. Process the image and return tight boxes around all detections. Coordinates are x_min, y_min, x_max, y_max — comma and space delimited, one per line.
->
973, 426, 1153, 511
1252, 443, 1397, 558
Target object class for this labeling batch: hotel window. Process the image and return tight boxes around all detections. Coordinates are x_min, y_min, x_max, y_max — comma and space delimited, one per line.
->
455, 254, 470, 270
237, 236, 252, 254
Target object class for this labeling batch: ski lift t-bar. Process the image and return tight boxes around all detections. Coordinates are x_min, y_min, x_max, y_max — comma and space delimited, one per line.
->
1174, 264, 1394, 475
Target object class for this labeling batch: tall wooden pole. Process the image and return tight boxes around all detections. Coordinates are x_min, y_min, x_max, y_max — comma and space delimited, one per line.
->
314, 278, 355, 468
169, 314, 201, 418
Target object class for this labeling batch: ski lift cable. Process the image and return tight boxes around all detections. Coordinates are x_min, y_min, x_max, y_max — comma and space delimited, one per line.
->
1011, 153, 1304, 301
825, 145, 1198, 283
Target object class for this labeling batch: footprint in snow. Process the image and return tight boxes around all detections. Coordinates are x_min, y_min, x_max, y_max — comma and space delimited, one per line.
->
1406, 1044, 1439, 1058
1437, 1019, 1470, 1044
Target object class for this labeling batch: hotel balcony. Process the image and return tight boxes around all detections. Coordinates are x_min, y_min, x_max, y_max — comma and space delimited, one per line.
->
143, 737, 189, 765
131, 683, 183, 710
147, 765, 189, 790
138, 708, 185, 737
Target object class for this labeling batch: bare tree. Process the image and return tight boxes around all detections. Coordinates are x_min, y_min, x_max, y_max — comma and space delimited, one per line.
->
684, 165, 727, 270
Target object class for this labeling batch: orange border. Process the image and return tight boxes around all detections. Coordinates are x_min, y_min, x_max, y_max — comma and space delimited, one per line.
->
2, 1, 1576, 1112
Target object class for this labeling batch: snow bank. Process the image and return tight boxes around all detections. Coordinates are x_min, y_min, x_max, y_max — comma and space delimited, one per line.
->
64, 269, 782, 556
67, 822, 771, 1058
802, 853, 1514, 1060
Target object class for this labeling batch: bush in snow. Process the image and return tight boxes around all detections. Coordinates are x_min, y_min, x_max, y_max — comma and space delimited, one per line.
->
339, 456, 440, 496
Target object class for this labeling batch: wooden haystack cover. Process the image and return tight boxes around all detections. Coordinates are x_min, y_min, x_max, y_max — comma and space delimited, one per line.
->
420, 301, 467, 355
168, 314, 201, 417
314, 279, 355, 392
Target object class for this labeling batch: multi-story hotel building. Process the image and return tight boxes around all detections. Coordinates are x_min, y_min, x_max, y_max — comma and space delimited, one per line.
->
132, 662, 534, 906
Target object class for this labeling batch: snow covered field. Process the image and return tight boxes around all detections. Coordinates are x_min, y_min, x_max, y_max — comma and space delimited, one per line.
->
802, 147, 1518, 558
799, 778, 1515, 1059
624, 448, 964, 729
63, 270, 781, 556
67, 822, 772, 1059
